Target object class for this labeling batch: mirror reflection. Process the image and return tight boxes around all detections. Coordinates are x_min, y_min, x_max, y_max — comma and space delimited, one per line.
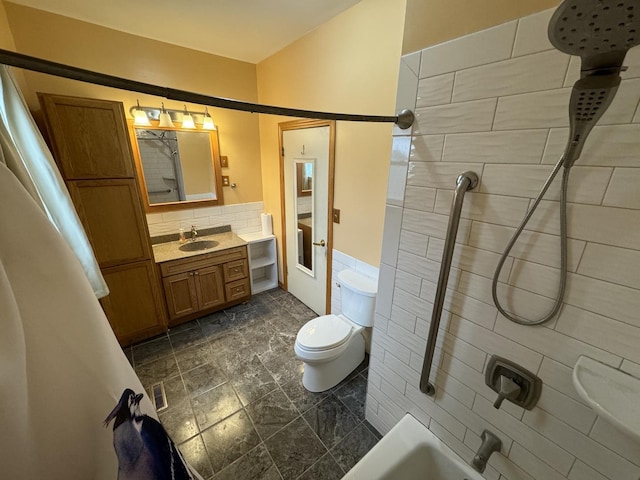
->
133, 126, 223, 210
295, 159, 314, 273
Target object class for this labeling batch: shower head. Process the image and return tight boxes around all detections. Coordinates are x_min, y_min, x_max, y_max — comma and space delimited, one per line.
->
563, 72, 620, 167
548, 0, 640, 168
548, 0, 639, 74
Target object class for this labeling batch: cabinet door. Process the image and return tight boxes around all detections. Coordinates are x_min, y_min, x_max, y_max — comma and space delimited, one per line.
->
67, 179, 151, 266
38, 94, 135, 179
163, 272, 199, 321
99, 260, 166, 346
195, 265, 225, 310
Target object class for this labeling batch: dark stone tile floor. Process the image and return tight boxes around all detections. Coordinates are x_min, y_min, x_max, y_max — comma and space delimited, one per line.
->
124, 288, 380, 480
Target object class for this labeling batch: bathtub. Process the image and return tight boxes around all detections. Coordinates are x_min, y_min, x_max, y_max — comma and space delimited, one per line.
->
343, 414, 484, 480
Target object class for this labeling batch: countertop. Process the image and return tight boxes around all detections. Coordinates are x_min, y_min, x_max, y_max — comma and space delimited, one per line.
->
297, 217, 312, 228
151, 231, 248, 263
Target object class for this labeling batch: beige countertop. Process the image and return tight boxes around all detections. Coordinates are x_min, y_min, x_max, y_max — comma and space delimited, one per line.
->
152, 231, 248, 263
297, 216, 312, 228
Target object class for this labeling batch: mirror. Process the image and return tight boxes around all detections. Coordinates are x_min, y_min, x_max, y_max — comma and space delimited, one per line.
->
130, 124, 224, 211
296, 162, 313, 197
295, 159, 314, 274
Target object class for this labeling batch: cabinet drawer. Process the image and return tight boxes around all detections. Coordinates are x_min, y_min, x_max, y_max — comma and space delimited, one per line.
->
159, 246, 247, 277
224, 259, 248, 283
225, 278, 250, 302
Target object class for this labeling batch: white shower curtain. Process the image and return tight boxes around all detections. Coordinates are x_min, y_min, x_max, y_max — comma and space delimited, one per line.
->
0, 66, 203, 479
0, 65, 108, 298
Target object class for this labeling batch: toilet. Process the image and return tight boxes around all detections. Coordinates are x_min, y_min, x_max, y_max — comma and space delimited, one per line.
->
294, 269, 377, 392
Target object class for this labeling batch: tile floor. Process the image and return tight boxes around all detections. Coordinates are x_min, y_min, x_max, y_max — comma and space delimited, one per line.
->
123, 288, 380, 480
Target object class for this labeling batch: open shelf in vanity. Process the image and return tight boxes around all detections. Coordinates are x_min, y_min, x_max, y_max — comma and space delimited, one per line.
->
239, 232, 278, 294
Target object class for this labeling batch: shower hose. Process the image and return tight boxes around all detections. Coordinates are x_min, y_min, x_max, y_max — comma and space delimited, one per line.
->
491, 155, 570, 325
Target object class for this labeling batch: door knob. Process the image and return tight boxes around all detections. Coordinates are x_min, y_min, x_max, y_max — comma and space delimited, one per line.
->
313, 239, 326, 247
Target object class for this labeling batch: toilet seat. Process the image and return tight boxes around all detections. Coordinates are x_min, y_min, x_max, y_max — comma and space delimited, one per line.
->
296, 314, 352, 351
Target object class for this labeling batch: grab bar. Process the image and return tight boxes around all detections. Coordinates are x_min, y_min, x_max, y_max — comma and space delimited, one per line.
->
420, 171, 478, 396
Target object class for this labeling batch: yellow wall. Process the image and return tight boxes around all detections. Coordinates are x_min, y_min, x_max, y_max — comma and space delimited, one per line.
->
403, 0, 558, 53
3, 2, 263, 205
257, 0, 406, 270
0, 0, 14, 50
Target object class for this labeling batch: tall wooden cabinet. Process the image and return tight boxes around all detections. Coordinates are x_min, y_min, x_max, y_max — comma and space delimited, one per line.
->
38, 94, 167, 346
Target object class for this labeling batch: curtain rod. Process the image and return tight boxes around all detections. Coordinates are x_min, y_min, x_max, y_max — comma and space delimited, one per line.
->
0, 48, 414, 129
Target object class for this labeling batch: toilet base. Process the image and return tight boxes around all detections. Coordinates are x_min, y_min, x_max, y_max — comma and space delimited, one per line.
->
301, 334, 365, 392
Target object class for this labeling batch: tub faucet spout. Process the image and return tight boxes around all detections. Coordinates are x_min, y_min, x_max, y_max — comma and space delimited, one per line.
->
471, 430, 501, 473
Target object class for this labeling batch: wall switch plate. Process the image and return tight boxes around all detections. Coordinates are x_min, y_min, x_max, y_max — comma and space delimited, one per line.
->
220, 155, 229, 168
222, 176, 230, 186
333, 209, 341, 223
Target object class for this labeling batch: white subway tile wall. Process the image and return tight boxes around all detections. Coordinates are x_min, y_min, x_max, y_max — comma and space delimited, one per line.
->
367, 7, 640, 480
145, 201, 265, 237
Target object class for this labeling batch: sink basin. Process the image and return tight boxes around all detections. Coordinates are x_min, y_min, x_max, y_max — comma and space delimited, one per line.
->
178, 240, 219, 252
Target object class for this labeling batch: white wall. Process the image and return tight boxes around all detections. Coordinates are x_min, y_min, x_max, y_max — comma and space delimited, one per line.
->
367, 8, 640, 480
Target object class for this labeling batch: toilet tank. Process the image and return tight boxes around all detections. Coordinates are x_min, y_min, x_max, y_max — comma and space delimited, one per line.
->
338, 269, 377, 327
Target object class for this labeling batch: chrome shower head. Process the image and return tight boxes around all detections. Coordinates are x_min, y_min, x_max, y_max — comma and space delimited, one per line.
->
548, 0, 640, 168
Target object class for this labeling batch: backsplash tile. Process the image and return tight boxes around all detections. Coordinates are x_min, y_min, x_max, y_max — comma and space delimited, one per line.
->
367, 7, 640, 480
145, 201, 265, 237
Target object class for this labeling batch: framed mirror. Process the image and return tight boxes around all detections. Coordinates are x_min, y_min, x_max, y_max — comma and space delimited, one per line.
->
295, 158, 314, 276
296, 162, 312, 197
129, 123, 224, 211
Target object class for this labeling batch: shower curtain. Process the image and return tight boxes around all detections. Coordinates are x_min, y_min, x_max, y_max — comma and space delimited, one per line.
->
0, 66, 203, 479
0, 65, 107, 298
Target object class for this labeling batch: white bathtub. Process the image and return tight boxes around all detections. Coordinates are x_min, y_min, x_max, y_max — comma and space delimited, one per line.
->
343, 414, 484, 480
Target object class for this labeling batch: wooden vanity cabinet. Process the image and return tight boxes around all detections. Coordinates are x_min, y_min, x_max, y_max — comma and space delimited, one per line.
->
38, 93, 167, 346
159, 246, 250, 326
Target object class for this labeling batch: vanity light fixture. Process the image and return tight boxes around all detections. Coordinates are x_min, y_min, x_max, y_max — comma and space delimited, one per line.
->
129, 103, 215, 130
158, 102, 175, 128
132, 99, 151, 126
181, 105, 195, 129
202, 107, 216, 130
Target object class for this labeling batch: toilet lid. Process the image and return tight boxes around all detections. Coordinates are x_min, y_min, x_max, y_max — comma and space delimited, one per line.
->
296, 315, 352, 351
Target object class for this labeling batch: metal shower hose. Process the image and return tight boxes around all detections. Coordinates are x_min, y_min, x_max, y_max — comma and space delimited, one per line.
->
491, 155, 570, 325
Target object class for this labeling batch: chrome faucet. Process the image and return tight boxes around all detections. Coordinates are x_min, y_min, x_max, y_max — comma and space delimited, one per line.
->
471, 430, 501, 473
190, 225, 198, 242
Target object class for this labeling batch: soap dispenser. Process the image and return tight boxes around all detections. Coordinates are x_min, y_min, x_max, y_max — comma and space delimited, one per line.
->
178, 228, 187, 243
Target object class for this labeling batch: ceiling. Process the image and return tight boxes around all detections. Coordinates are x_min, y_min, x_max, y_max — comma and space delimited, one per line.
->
8, 0, 363, 63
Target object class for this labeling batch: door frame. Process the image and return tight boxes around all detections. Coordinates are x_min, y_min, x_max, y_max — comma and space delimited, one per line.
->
278, 119, 336, 313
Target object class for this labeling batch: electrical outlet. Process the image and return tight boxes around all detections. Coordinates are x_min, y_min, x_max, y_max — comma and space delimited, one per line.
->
222, 176, 230, 186
333, 209, 341, 223
220, 155, 229, 168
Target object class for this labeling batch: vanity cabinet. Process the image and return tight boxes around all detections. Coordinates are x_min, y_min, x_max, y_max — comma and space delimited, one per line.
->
159, 246, 250, 325
38, 93, 167, 346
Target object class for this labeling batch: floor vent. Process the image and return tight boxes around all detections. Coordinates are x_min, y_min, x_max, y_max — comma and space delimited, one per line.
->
151, 382, 168, 411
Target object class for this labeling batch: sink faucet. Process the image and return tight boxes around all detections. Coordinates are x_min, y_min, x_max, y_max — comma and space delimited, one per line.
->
471, 430, 501, 473
190, 225, 198, 242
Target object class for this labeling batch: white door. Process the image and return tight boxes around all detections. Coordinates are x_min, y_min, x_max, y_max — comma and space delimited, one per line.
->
282, 124, 331, 315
